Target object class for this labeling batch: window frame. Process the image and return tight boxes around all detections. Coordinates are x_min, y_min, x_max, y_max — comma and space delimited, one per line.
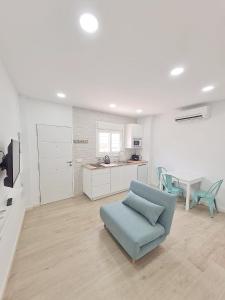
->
96, 127, 124, 157
111, 130, 122, 154
97, 129, 111, 155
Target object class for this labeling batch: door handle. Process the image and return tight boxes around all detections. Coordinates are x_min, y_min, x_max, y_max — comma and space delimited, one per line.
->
66, 161, 73, 166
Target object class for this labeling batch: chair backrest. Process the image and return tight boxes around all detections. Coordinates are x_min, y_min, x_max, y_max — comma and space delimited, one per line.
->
129, 180, 177, 235
207, 180, 223, 198
157, 167, 167, 182
161, 174, 173, 192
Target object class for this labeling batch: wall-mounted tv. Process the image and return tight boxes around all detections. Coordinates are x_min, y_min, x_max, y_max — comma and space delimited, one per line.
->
0, 139, 20, 188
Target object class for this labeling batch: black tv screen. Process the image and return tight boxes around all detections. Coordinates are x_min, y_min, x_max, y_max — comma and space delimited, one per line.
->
0, 139, 20, 188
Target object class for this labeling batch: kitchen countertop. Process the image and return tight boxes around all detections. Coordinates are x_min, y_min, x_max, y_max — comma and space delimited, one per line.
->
83, 160, 148, 170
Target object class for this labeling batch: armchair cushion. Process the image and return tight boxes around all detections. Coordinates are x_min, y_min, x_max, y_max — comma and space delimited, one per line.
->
129, 180, 177, 235
123, 191, 165, 226
100, 202, 165, 258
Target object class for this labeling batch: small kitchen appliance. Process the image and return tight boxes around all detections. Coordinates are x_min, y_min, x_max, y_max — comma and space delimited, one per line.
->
131, 154, 140, 161
132, 138, 142, 148
104, 155, 110, 164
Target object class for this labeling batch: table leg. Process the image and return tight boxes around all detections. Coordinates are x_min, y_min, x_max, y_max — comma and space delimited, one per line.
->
185, 184, 191, 210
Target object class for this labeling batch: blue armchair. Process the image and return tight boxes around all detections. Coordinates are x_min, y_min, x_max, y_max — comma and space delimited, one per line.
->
100, 180, 177, 262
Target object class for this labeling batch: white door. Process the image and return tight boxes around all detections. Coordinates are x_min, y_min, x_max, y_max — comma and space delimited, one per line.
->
37, 125, 73, 204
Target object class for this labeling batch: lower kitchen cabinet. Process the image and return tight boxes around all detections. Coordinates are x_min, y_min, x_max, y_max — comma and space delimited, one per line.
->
83, 164, 138, 200
111, 165, 137, 193
92, 184, 111, 199
83, 168, 111, 200
137, 164, 148, 184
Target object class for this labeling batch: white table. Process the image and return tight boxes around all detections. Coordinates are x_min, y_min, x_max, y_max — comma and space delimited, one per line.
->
160, 171, 203, 210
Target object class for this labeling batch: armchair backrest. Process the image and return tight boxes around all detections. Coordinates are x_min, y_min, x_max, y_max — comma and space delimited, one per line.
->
129, 180, 177, 235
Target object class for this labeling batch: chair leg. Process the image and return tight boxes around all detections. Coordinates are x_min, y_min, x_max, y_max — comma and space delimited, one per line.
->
208, 204, 214, 218
214, 199, 218, 213
191, 195, 200, 208
190, 199, 197, 208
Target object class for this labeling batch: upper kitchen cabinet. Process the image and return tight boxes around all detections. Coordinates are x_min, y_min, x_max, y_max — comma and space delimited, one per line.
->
125, 124, 143, 149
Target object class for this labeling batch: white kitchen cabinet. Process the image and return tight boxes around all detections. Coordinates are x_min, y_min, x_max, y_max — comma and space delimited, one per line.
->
92, 184, 111, 198
125, 124, 143, 148
137, 164, 148, 184
92, 169, 110, 186
83, 168, 111, 200
83, 164, 138, 200
111, 167, 123, 193
111, 164, 137, 193
122, 164, 138, 189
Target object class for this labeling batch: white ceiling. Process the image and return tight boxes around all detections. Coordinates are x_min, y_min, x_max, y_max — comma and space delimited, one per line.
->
0, 0, 225, 116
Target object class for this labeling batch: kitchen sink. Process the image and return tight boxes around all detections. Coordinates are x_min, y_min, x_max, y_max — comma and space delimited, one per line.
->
88, 163, 121, 168
100, 163, 119, 167
89, 163, 102, 168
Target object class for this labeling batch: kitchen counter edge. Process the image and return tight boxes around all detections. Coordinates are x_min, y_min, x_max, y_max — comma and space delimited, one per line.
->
83, 160, 148, 170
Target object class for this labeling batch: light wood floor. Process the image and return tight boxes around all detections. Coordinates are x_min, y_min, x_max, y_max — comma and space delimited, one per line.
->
3, 193, 225, 300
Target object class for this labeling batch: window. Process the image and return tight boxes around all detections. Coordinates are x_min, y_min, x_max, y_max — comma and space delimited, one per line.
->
96, 122, 124, 157
99, 131, 110, 153
111, 132, 121, 152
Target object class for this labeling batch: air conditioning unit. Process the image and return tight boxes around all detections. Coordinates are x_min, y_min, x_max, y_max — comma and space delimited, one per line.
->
175, 106, 209, 122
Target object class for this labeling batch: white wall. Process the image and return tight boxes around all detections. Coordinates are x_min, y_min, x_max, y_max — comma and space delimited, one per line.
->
0, 60, 25, 299
20, 97, 73, 208
150, 101, 225, 211
73, 107, 136, 195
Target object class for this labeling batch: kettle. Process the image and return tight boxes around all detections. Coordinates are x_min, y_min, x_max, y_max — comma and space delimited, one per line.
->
104, 155, 110, 164
131, 154, 140, 161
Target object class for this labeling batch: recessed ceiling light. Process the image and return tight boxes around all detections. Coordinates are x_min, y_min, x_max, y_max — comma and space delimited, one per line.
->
136, 109, 143, 114
170, 67, 185, 77
109, 104, 116, 108
79, 13, 99, 33
201, 85, 215, 92
57, 92, 66, 99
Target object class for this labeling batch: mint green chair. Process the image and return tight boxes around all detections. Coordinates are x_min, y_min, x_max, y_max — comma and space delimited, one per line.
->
157, 167, 167, 188
162, 174, 184, 197
191, 180, 223, 217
